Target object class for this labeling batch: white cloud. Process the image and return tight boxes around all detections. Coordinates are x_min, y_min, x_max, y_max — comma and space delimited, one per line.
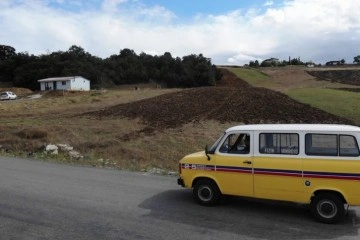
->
227, 54, 263, 64
0, 0, 359, 65
263, 1, 274, 7
136, 5, 176, 23
101, 0, 128, 12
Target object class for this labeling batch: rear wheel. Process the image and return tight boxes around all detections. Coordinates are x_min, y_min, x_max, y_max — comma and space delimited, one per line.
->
193, 179, 221, 206
310, 193, 345, 224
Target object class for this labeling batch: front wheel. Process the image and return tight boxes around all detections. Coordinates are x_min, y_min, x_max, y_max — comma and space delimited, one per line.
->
310, 193, 345, 224
193, 179, 221, 206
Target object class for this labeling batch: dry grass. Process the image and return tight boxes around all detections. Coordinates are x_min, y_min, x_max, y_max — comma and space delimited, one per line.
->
228, 66, 360, 92
0, 88, 179, 115
16, 128, 48, 139
2, 67, 358, 172
1, 88, 218, 172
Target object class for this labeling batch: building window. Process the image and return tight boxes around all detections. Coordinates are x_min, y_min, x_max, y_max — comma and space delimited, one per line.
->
62, 81, 66, 85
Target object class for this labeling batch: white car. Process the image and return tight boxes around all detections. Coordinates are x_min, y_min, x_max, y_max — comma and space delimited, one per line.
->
0, 91, 17, 100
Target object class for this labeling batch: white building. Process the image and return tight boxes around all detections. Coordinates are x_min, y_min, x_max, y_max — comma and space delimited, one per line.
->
38, 76, 90, 91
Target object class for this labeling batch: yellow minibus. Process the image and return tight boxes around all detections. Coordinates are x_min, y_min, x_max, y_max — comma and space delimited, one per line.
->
177, 124, 360, 223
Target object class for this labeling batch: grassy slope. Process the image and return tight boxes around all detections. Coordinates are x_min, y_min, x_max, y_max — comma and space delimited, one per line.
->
227, 67, 360, 125
287, 88, 360, 125
224, 67, 269, 87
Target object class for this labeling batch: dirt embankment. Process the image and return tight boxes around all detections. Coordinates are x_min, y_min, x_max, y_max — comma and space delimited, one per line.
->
84, 69, 353, 129
307, 70, 360, 86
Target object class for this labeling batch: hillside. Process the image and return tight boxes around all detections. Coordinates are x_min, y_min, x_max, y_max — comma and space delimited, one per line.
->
0, 68, 357, 171
85, 69, 353, 129
307, 69, 360, 86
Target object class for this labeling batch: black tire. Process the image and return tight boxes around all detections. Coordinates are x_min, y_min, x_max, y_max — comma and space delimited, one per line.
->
193, 179, 221, 206
310, 193, 345, 224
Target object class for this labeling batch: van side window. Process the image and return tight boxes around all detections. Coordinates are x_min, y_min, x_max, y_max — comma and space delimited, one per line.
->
259, 133, 299, 155
305, 134, 360, 157
305, 134, 338, 156
339, 135, 360, 156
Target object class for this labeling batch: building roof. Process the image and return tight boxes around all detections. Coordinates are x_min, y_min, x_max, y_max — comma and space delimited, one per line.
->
263, 58, 279, 62
226, 124, 360, 133
37, 76, 88, 82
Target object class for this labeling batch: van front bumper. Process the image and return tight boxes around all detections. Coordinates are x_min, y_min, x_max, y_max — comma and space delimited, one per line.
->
177, 177, 185, 187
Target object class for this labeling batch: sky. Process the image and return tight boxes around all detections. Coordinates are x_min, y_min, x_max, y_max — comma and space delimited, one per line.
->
0, 0, 359, 65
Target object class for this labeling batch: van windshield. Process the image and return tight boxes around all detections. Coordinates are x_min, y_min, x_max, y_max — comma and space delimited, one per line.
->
208, 133, 226, 153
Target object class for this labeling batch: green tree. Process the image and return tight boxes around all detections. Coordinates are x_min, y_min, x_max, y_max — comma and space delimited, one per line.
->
260, 61, 272, 67
353, 55, 360, 64
157, 52, 176, 86
280, 60, 289, 66
13, 57, 47, 89
0, 45, 16, 61
1, 44, 219, 89
181, 54, 216, 87
249, 60, 260, 67
290, 58, 304, 65
103, 49, 147, 85
0, 45, 17, 82
67, 45, 89, 59
0, 51, 37, 83
10, 45, 102, 89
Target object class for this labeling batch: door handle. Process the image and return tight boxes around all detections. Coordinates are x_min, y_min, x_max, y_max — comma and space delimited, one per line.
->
243, 160, 252, 164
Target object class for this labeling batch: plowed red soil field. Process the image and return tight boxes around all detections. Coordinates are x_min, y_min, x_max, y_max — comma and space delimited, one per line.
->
86, 69, 353, 128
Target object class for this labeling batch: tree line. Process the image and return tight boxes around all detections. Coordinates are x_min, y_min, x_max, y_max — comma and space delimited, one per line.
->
248, 57, 315, 67
247, 56, 358, 67
0, 45, 222, 90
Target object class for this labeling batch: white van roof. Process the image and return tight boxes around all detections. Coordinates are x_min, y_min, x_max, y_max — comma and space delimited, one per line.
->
226, 124, 360, 133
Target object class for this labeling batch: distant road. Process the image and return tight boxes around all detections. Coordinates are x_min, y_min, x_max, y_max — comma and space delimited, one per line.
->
1, 156, 360, 240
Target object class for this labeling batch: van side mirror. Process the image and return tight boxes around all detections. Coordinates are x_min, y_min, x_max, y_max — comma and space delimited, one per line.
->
205, 145, 211, 161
